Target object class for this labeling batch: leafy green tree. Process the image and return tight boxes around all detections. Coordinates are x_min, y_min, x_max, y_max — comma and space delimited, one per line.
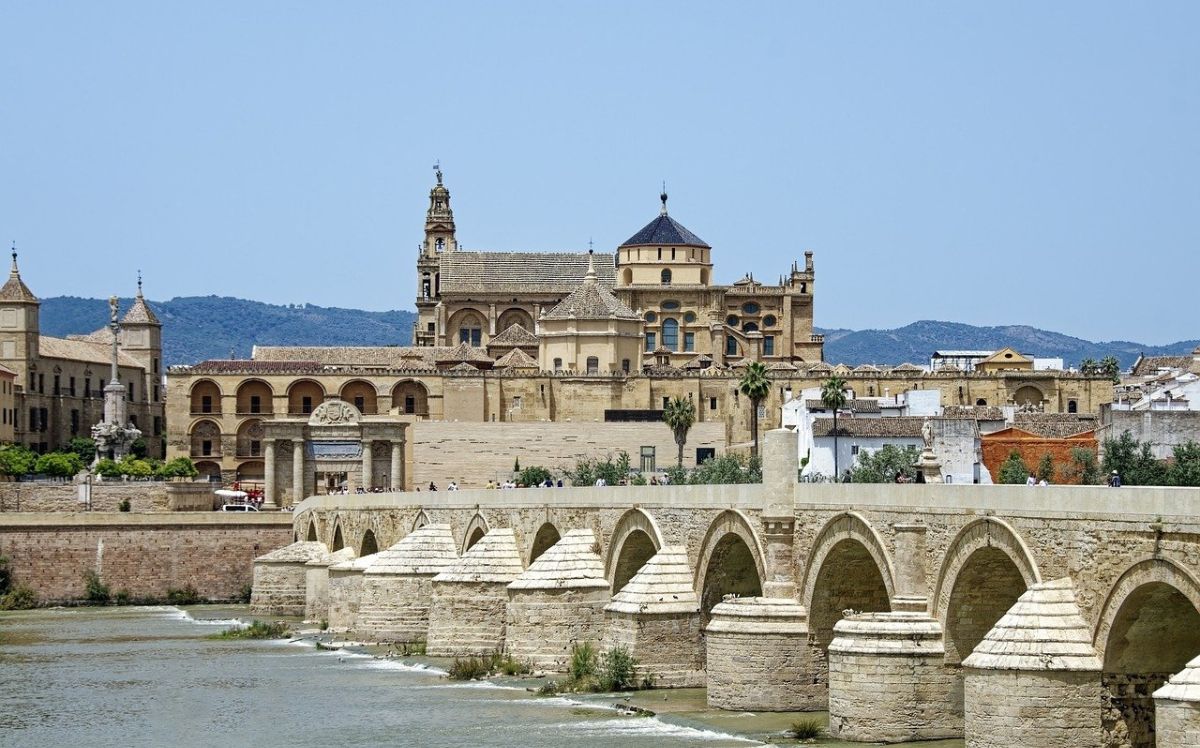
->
684, 453, 762, 484
66, 437, 97, 463
663, 396, 696, 468
117, 457, 153, 478
998, 451, 1030, 484
1060, 447, 1102, 485
0, 444, 37, 477
1168, 441, 1200, 487
35, 451, 84, 478
821, 376, 848, 477
1036, 453, 1055, 484
849, 444, 920, 483
563, 452, 630, 486
1102, 430, 1168, 486
517, 465, 552, 487
156, 457, 199, 479
738, 362, 770, 458
94, 458, 121, 478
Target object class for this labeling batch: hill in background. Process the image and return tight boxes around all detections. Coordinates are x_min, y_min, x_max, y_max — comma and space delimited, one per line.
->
37, 296, 1195, 369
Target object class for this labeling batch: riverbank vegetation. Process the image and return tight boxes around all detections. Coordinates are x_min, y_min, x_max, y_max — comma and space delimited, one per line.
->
537, 643, 651, 695
210, 620, 290, 639
0, 556, 38, 610
447, 651, 531, 680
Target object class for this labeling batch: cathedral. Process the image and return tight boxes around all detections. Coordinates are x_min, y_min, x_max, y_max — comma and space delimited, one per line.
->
413, 169, 824, 370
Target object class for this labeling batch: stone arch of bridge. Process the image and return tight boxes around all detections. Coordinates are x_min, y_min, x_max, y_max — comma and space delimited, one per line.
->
331, 521, 345, 552
934, 517, 1041, 665
462, 513, 490, 554
527, 522, 562, 566
694, 510, 766, 621
800, 512, 896, 611
360, 528, 379, 557
605, 508, 664, 593
304, 515, 319, 542
1094, 556, 1200, 747
411, 509, 430, 533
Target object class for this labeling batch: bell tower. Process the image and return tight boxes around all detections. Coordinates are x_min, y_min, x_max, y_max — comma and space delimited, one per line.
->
0, 246, 41, 384
414, 164, 456, 346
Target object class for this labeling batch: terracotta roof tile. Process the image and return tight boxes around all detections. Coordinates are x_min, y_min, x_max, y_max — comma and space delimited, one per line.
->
812, 416, 926, 438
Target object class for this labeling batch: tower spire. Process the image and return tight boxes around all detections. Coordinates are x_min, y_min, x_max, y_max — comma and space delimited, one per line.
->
10, 241, 18, 275
660, 182, 668, 216
137, 269, 143, 297
584, 245, 597, 284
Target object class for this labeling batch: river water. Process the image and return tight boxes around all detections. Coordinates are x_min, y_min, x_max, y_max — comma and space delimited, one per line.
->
0, 606, 965, 747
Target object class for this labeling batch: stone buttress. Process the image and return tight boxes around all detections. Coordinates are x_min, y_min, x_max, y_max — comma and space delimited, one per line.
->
1154, 654, 1200, 747
356, 524, 458, 643
828, 612, 957, 742
962, 578, 1102, 748
327, 552, 379, 632
505, 528, 609, 672
705, 597, 817, 711
426, 528, 525, 657
603, 545, 703, 688
250, 541, 329, 616
305, 547, 356, 622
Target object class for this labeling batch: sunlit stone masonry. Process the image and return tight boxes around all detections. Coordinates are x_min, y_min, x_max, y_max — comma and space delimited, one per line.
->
426, 528, 525, 657
1155, 654, 1200, 748
327, 551, 378, 632
305, 546, 355, 622
962, 578, 1103, 748
250, 541, 329, 616
356, 524, 458, 642
505, 528, 609, 672
602, 545, 704, 688
705, 596, 815, 711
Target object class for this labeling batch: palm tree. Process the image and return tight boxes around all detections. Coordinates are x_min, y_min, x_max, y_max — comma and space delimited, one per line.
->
663, 396, 696, 468
821, 376, 848, 478
738, 361, 771, 458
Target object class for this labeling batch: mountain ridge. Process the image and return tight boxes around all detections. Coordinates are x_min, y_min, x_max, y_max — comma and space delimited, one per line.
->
33, 296, 1196, 369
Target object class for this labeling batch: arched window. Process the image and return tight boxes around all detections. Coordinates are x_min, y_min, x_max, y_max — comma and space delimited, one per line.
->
662, 318, 679, 350
586, 356, 599, 374
660, 268, 671, 285
742, 322, 759, 333
725, 336, 738, 356
1068, 400, 1078, 413
976, 398, 987, 406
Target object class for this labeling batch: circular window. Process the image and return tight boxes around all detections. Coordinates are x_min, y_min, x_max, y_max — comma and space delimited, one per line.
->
725, 315, 739, 327
644, 311, 657, 323
683, 311, 696, 323
742, 302, 760, 315
661, 300, 680, 311
763, 314, 777, 327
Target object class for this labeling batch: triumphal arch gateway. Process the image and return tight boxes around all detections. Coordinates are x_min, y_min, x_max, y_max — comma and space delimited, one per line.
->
166, 171, 1113, 501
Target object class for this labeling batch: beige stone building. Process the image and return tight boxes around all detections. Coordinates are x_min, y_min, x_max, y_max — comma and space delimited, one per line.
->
0, 253, 164, 456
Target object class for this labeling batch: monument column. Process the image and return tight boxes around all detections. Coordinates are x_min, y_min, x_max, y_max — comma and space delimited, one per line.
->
389, 440, 403, 491
292, 439, 305, 506
262, 439, 277, 509
761, 427, 798, 598
488, 303, 497, 335
361, 440, 373, 490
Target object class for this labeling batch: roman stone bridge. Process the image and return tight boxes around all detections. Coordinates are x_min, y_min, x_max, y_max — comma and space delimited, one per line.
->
283, 430, 1200, 747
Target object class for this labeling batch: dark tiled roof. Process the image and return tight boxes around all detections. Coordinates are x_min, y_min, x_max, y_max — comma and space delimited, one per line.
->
436, 342, 494, 363
0, 261, 37, 303
1013, 413, 1098, 439
543, 267, 639, 321
1132, 355, 1193, 377
190, 359, 322, 373
943, 405, 1005, 420
683, 354, 713, 370
487, 323, 539, 348
805, 399, 882, 413
121, 293, 160, 325
811, 416, 926, 438
440, 251, 617, 293
619, 214, 709, 248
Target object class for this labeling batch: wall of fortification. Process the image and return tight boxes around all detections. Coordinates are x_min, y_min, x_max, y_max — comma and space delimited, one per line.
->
0, 513, 292, 603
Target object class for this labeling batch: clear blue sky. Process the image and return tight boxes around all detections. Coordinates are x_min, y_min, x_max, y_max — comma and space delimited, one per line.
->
2, 3, 1196, 343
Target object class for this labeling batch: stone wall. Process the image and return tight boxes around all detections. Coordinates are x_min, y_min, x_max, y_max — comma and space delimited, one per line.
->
426, 580, 509, 657
964, 669, 1102, 748
0, 481, 171, 513
410, 421, 725, 489
0, 512, 292, 603
1104, 408, 1200, 460
505, 586, 608, 672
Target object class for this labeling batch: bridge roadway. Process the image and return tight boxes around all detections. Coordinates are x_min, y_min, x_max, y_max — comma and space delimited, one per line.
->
291, 430, 1200, 746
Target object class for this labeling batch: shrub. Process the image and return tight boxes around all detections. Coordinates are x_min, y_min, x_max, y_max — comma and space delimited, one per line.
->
639, 672, 656, 690
790, 718, 822, 740
998, 451, 1030, 484
319, 619, 328, 631
0, 554, 11, 595
157, 457, 200, 479
396, 639, 426, 656
67, 437, 98, 463
0, 583, 37, 610
517, 465, 552, 487
83, 569, 110, 604
166, 585, 202, 605
94, 458, 121, 478
118, 499, 131, 512
210, 620, 289, 639
237, 584, 253, 604
537, 681, 559, 696
118, 457, 153, 478
569, 642, 597, 681
447, 656, 492, 681
598, 645, 638, 691
34, 451, 84, 478
1036, 453, 1055, 484
0, 444, 37, 477
114, 589, 131, 605
849, 444, 920, 483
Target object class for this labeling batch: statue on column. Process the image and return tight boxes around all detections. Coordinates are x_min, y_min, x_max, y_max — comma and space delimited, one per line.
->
90, 295, 142, 464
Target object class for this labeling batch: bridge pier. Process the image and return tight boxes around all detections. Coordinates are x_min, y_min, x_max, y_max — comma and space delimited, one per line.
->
706, 596, 818, 711
356, 525, 458, 643
304, 547, 355, 622
250, 540, 329, 616
962, 578, 1102, 748
426, 528, 523, 657
1154, 655, 1200, 747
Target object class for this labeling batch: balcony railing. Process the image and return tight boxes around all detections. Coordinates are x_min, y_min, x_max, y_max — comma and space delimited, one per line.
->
235, 451, 263, 459
235, 409, 274, 416
190, 409, 223, 416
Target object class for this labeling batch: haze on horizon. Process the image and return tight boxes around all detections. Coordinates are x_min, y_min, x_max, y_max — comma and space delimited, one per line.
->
1, 2, 1196, 345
